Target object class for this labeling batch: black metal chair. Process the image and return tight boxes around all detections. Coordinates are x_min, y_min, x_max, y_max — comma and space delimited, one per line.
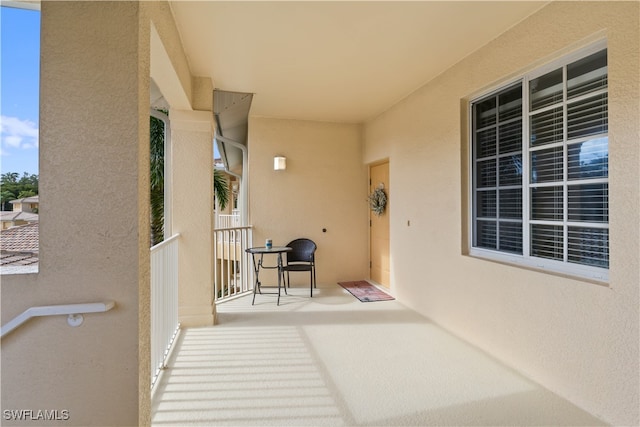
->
283, 238, 317, 297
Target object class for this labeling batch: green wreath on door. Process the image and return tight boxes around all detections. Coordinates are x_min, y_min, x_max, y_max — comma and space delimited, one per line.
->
368, 184, 387, 216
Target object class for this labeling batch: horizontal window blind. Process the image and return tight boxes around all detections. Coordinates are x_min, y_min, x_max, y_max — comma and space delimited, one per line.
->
471, 44, 608, 278
473, 83, 523, 254
568, 227, 609, 268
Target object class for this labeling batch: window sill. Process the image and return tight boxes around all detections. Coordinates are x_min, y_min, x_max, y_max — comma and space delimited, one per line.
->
467, 249, 609, 287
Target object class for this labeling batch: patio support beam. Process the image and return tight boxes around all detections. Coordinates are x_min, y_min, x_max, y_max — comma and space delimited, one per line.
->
170, 109, 216, 327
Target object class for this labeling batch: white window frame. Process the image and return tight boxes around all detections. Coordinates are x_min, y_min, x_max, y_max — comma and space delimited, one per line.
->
469, 40, 609, 282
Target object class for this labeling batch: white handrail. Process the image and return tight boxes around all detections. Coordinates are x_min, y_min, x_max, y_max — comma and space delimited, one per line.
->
150, 232, 180, 253
1, 301, 116, 338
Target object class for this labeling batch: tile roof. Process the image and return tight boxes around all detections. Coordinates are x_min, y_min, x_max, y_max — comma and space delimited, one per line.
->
0, 222, 39, 253
9, 195, 39, 204
0, 252, 39, 266
0, 211, 39, 222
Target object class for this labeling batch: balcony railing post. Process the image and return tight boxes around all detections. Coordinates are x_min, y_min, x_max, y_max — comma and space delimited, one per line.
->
213, 225, 253, 303
150, 233, 180, 390
215, 213, 240, 229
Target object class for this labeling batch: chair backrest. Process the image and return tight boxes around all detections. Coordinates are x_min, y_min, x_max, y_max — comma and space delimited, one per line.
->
286, 238, 316, 263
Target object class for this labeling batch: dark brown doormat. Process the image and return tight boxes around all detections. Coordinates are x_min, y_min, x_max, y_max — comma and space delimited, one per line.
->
338, 280, 395, 302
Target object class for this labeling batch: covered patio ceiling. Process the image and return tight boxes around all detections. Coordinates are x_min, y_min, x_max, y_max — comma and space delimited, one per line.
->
169, 1, 547, 124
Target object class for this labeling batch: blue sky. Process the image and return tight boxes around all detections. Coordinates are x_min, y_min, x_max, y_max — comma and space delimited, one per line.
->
1, 6, 40, 176
0, 6, 223, 175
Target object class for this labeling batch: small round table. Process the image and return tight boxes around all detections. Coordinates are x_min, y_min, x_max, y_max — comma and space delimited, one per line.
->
245, 246, 292, 305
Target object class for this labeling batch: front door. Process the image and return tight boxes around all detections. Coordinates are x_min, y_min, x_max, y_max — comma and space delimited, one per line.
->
369, 161, 389, 288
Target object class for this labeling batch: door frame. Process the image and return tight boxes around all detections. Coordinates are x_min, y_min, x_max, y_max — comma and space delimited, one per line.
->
368, 159, 390, 288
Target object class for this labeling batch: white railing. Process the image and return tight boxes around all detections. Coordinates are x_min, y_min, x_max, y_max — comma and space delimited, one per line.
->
150, 233, 180, 389
216, 214, 240, 229
213, 226, 253, 303
1, 301, 115, 339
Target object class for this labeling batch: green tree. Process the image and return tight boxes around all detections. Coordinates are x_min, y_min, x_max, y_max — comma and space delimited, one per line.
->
214, 169, 229, 211
0, 172, 38, 210
0, 191, 16, 211
2, 172, 19, 184
17, 190, 37, 199
18, 172, 39, 189
150, 114, 165, 246
150, 111, 232, 246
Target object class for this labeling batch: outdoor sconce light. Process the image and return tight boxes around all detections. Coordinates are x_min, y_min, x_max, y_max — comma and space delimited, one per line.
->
274, 156, 286, 171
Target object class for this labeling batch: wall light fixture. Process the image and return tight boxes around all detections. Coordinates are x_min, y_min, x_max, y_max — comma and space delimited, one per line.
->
274, 156, 286, 171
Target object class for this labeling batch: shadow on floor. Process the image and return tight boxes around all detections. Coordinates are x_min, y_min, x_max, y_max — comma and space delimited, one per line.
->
151, 286, 606, 426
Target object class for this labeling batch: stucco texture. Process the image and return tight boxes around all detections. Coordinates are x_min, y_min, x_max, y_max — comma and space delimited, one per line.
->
170, 110, 215, 327
1, 2, 152, 426
363, 2, 639, 425
248, 117, 369, 288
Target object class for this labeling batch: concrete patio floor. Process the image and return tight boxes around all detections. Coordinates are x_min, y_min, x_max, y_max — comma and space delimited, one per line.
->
151, 284, 606, 426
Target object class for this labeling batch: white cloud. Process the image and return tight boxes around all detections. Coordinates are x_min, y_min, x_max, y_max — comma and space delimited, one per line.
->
22, 142, 39, 150
4, 135, 22, 148
0, 116, 39, 152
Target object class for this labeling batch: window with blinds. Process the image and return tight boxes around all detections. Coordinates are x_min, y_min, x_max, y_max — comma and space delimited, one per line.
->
473, 84, 523, 254
471, 43, 608, 280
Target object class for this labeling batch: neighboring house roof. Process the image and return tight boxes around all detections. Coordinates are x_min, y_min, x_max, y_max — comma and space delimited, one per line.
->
0, 222, 39, 253
9, 195, 39, 205
0, 211, 39, 222
1, 252, 39, 267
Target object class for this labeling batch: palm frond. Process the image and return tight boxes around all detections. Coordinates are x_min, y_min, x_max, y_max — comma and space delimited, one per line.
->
214, 169, 230, 211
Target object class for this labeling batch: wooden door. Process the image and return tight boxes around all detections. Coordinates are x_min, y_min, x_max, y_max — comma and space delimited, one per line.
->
369, 161, 389, 288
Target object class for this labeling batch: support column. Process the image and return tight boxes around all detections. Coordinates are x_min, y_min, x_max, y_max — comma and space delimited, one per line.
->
0, 2, 151, 426
170, 110, 216, 326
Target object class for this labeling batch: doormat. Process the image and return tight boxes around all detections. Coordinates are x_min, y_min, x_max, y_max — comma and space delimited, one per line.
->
338, 280, 394, 302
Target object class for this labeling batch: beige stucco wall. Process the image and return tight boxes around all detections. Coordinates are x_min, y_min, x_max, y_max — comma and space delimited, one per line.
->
1, 1, 216, 424
1, 2, 151, 426
248, 117, 368, 288
147, 0, 192, 110
363, 2, 639, 425
170, 110, 215, 327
